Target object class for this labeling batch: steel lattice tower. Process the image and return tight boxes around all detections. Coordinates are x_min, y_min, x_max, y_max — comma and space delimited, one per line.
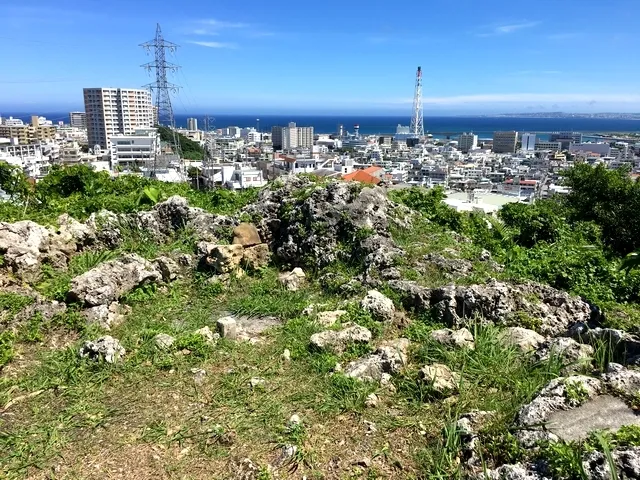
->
410, 66, 424, 138
141, 24, 183, 173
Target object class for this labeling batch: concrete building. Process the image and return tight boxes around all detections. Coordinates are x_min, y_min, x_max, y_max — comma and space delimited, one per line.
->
521, 133, 536, 151
187, 118, 198, 131
271, 122, 314, 150
69, 112, 87, 129
570, 143, 611, 156
535, 141, 562, 152
493, 131, 518, 153
458, 133, 478, 153
550, 131, 583, 150
0, 116, 56, 144
109, 128, 160, 170
83, 88, 154, 149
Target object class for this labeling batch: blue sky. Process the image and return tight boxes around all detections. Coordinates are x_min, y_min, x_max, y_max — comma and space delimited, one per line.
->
2, 0, 640, 115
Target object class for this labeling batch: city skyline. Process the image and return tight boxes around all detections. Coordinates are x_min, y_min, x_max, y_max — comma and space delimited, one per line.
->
2, 0, 640, 114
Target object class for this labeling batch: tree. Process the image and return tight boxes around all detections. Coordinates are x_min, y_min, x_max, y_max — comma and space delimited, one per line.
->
0, 162, 30, 201
563, 164, 640, 255
157, 126, 205, 161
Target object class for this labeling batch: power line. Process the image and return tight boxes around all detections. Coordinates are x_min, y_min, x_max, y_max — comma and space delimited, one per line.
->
140, 23, 183, 178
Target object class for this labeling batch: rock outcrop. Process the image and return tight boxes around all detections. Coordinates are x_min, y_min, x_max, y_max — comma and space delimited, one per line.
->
389, 279, 595, 336
79, 336, 125, 363
0, 220, 75, 281
310, 325, 372, 353
67, 254, 162, 307
344, 338, 409, 382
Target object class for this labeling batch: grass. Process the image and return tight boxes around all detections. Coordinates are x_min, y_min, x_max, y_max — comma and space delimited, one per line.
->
0, 217, 631, 479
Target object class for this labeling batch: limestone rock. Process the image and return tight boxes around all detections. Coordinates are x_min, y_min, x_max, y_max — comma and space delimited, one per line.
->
547, 395, 640, 442
515, 375, 603, 447
58, 213, 95, 247
602, 363, 640, 396
360, 290, 395, 322
242, 244, 271, 271
154, 333, 176, 350
420, 363, 460, 393
315, 310, 347, 327
344, 338, 409, 383
398, 279, 596, 336
279, 267, 306, 291
535, 337, 594, 371
83, 301, 130, 329
217, 316, 238, 341
68, 254, 162, 307
153, 256, 181, 282
194, 326, 220, 345
310, 325, 372, 353
499, 327, 546, 352
482, 463, 546, 480
232, 223, 262, 247
207, 244, 244, 274
79, 336, 125, 363
242, 177, 397, 273
0, 220, 69, 282
431, 328, 475, 350
583, 447, 640, 480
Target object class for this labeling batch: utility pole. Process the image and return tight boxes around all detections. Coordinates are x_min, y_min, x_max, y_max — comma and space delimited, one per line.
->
141, 24, 183, 178
410, 66, 424, 138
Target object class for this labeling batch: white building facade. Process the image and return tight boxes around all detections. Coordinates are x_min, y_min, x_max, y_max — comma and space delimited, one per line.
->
84, 88, 154, 149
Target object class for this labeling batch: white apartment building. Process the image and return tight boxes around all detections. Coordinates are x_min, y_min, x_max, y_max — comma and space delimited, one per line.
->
84, 88, 154, 149
187, 118, 198, 131
458, 133, 478, 153
521, 133, 536, 151
109, 128, 160, 170
493, 131, 518, 153
272, 122, 314, 150
69, 112, 87, 129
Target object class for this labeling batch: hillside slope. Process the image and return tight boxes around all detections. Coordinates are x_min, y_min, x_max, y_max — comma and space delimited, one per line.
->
2, 171, 640, 479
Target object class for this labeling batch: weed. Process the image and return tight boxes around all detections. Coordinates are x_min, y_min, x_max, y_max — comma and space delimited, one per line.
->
0, 330, 15, 368
69, 249, 118, 275
506, 311, 542, 331
174, 333, 215, 359
565, 379, 589, 403
227, 268, 310, 320
592, 338, 615, 372
318, 373, 377, 413
537, 440, 588, 480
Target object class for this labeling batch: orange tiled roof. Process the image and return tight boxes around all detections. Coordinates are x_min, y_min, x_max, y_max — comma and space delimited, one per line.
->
343, 170, 382, 184
362, 165, 383, 174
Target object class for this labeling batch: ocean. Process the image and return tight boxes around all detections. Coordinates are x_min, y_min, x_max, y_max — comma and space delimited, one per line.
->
5, 113, 640, 140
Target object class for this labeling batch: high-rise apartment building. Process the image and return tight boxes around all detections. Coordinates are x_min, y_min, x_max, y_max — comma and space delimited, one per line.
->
69, 112, 87, 129
187, 117, 198, 131
458, 132, 478, 153
271, 122, 314, 150
492, 131, 518, 153
521, 133, 536, 151
83, 88, 154, 149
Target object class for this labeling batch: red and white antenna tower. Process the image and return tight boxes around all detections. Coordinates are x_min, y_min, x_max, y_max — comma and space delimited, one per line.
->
410, 66, 424, 137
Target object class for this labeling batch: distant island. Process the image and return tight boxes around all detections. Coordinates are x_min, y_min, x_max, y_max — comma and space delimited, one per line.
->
489, 112, 640, 120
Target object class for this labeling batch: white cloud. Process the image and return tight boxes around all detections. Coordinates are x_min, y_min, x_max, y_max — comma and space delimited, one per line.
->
477, 21, 540, 37
200, 19, 250, 29
189, 41, 238, 49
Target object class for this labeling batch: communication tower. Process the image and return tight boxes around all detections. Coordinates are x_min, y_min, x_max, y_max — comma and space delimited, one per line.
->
410, 66, 424, 138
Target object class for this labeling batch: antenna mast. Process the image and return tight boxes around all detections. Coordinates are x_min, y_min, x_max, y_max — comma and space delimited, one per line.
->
410, 66, 424, 138
140, 24, 183, 177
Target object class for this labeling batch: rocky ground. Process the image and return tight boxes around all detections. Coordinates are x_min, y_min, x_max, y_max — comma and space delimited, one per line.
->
2, 177, 640, 479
